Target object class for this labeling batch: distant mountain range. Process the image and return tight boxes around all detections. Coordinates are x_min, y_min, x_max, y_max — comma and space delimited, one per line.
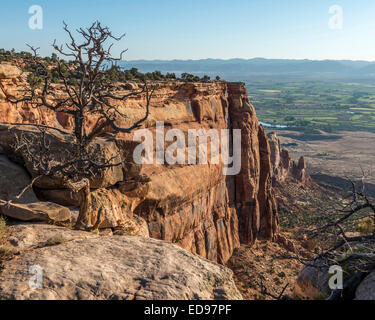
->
117, 58, 375, 81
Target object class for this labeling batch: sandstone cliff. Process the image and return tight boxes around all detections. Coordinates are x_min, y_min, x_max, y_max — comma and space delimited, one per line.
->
0, 64, 279, 264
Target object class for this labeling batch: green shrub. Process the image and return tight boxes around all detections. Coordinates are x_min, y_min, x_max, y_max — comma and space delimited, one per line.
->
284, 116, 295, 122
27, 73, 43, 88
165, 72, 176, 79
201, 75, 211, 82
356, 217, 374, 234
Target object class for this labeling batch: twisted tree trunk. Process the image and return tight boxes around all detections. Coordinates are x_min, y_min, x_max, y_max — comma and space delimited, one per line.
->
67, 178, 92, 230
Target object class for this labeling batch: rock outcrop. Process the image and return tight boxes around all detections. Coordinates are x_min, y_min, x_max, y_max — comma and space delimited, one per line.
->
0, 124, 150, 234
0, 124, 124, 189
6, 223, 96, 251
0, 224, 242, 300
295, 263, 375, 300
0, 63, 58, 126
355, 272, 375, 300
0, 63, 281, 264
0, 155, 71, 223
227, 83, 278, 243
268, 132, 312, 186
294, 262, 330, 300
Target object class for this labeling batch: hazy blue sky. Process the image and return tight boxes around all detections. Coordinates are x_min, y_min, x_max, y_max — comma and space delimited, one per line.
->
1, 0, 375, 61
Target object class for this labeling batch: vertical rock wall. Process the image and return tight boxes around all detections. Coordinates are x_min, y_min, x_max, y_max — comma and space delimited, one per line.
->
227, 83, 278, 244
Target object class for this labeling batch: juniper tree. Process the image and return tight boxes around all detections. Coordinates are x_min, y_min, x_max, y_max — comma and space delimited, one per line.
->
6, 21, 154, 230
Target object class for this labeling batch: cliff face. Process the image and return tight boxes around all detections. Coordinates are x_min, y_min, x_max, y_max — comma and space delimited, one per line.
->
226, 83, 278, 244
0, 64, 279, 264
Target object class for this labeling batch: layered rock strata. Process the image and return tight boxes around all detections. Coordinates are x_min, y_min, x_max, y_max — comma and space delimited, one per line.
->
0, 63, 280, 264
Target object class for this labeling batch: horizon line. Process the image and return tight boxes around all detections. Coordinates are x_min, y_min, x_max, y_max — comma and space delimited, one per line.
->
122, 57, 375, 63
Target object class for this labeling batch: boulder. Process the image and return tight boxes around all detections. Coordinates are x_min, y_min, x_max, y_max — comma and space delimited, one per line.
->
294, 262, 331, 299
0, 228, 242, 300
355, 272, 375, 300
35, 188, 81, 207
0, 154, 36, 203
276, 234, 296, 253
113, 214, 150, 238
1, 202, 70, 223
6, 223, 97, 251
36, 186, 150, 234
0, 64, 22, 79
0, 155, 71, 223
89, 188, 148, 230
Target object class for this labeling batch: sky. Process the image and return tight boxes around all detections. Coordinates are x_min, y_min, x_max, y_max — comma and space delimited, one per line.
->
1, 0, 375, 61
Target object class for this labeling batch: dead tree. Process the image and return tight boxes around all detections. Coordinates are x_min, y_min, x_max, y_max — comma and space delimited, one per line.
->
282, 179, 375, 300
6, 21, 154, 230
316, 183, 375, 299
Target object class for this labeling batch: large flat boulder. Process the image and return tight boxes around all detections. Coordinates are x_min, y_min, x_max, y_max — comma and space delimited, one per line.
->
6, 223, 97, 251
0, 225, 242, 300
1, 202, 70, 223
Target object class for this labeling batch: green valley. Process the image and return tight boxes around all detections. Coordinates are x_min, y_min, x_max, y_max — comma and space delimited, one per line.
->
246, 80, 375, 133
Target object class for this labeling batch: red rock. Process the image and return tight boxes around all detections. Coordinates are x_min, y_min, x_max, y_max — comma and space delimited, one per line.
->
0, 74, 281, 264
227, 83, 278, 244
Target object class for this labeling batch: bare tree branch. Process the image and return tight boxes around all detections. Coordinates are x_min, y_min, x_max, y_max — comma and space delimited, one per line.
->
5, 21, 154, 230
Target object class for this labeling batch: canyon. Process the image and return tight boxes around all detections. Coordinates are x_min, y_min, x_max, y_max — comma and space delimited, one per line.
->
0, 63, 310, 299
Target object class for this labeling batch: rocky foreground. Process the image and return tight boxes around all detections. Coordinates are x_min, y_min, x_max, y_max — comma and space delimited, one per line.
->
0, 224, 241, 300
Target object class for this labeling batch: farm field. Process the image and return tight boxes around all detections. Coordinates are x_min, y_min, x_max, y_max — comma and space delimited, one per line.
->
246, 80, 375, 133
